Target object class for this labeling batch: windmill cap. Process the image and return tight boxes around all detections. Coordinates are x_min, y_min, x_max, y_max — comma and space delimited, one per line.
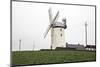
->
62, 18, 66, 22
53, 22, 65, 28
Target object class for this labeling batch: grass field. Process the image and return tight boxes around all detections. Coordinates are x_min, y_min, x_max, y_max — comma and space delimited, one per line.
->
12, 50, 96, 66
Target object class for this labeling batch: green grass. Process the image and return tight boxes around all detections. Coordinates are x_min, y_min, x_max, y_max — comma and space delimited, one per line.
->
12, 50, 96, 66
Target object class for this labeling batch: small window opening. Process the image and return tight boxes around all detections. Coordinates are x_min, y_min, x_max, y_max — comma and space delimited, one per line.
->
60, 29, 62, 31
61, 34, 62, 36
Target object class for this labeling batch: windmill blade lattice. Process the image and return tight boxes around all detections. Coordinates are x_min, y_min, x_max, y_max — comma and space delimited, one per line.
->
44, 11, 59, 38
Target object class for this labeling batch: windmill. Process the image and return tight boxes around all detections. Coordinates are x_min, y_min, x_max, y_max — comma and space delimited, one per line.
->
44, 8, 67, 49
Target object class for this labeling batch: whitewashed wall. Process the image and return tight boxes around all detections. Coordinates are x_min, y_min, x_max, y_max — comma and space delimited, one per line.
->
52, 28, 66, 49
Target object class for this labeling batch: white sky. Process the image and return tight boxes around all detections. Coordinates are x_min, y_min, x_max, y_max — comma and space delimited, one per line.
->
12, 1, 95, 51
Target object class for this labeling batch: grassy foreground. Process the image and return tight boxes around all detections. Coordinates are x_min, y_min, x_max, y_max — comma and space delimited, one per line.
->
12, 50, 96, 66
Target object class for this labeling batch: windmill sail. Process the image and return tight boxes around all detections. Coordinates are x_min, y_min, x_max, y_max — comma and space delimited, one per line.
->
44, 11, 59, 38
48, 8, 53, 23
44, 24, 52, 38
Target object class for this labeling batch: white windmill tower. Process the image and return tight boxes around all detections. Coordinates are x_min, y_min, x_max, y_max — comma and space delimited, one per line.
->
44, 8, 67, 49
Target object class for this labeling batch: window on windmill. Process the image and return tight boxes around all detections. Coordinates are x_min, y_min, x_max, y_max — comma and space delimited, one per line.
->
60, 29, 62, 31
61, 34, 62, 37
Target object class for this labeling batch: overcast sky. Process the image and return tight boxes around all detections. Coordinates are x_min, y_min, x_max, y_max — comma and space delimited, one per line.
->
12, 1, 95, 51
